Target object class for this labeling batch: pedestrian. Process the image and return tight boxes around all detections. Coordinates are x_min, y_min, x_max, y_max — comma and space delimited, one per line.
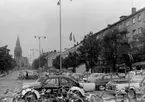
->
26, 71, 28, 80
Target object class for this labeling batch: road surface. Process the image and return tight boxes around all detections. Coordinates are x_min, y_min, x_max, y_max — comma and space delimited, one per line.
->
0, 71, 139, 102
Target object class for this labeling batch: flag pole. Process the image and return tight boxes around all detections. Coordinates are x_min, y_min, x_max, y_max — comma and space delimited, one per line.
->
59, 0, 62, 72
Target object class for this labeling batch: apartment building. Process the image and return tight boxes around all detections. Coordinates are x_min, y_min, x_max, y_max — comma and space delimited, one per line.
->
95, 7, 145, 48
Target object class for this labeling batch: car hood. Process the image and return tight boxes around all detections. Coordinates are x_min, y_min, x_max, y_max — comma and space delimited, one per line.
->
22, 82, 41, 89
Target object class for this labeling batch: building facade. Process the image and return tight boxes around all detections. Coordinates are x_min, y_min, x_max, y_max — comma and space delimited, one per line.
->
95, 7, 145, 48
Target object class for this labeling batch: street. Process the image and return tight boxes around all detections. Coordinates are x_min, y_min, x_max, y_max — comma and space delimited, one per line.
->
0, 71, 33, 101
0, 71, 139, 102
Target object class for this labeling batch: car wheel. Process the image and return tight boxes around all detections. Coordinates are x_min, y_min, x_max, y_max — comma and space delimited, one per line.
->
71, 90, 84, 102
127, 89, 136, 99
73, 90, 82, 97
89, 94, 104, 102
24, 92, 37, 102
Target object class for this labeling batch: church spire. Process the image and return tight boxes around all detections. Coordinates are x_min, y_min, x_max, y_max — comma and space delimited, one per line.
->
14, 35, 22, 59
16, 34, 20, 46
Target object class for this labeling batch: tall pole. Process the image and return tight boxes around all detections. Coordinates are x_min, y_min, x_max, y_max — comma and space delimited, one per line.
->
59, 0, 62, 72
39, 37, 41, 68
35, 36, 46, 69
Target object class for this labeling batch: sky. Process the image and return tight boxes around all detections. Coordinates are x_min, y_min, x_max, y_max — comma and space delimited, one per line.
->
0, 0, 145, 62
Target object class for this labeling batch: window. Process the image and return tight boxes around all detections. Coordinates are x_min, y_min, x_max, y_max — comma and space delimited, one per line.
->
126, 21, 130, 27
138, 28, 142, 34
61, 78, 69, 85
119, 25, 121, 29
132, 17, 136, 24
138, 14, 141, 21
132, 29, 136, 35
44, 78, 58, 85
103, 75, 111, 79
96, 36, 99, 39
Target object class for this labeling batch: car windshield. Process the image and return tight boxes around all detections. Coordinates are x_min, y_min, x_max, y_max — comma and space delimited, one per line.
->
36, 77, 45, 83
131, 75, 145, 82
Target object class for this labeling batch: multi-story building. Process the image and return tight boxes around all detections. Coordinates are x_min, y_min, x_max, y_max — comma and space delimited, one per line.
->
95, 7, 145, 48
47, 7, 145, 72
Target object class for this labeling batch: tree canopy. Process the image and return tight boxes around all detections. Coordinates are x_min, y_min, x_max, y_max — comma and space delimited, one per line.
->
101, 28, 130, 72
32, 53, 47, 70
0, 45, 16, 73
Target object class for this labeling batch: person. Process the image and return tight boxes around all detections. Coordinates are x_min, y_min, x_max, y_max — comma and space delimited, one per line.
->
26, 71, 28, 80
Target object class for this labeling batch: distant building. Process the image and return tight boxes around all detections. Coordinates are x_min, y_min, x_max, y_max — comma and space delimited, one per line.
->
14, 36, 29, 69
47, 51, 60, 68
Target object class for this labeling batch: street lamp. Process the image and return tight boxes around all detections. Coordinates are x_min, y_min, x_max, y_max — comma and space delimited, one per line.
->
58, 0, 62, 72
34, 36, 46, 69
57, 0, 72, 72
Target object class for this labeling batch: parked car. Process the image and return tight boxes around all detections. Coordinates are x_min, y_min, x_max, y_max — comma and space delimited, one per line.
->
71, 73, 84, 81
95, 74, 119, 90
86, 73, 105, 83
106, 71, 145, 99
22, 75, 95, 100
82, 72, 91, 82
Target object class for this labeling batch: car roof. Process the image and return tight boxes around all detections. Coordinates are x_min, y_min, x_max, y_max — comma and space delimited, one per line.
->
48, 75, 78, 82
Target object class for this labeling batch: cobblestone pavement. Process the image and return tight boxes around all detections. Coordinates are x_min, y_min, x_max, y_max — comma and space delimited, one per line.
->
0, 71, 140, 102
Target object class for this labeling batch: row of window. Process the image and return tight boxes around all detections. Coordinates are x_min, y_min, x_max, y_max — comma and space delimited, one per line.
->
123, 13, 142, 28
96, 11, 145, 40
132, 27, 142, 35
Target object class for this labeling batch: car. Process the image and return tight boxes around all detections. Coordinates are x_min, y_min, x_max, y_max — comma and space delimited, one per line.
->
86, 73, 105, 83
22, 75, 96, 99
71, 73, 84, 81
95, 74, 120, 90
106, 71, 145, 99
22, 75, 92, 99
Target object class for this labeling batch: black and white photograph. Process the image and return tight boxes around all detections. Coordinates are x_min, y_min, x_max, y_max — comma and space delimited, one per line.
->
1, 0, 145, 102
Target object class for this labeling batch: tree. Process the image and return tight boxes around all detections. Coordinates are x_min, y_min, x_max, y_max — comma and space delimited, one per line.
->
0, 45, 16, 73
77, 32, 101, 72
32, 53, 47, 70
130, 27, 145, 63
102, 28, 130, 73
63, 52, 80, 73
52, 55, 63, 70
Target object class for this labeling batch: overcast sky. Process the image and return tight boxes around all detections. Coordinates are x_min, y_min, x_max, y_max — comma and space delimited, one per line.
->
0, 0, 145, 61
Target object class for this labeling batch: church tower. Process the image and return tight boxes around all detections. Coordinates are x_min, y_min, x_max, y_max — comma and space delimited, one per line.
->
14, 35, 22, 68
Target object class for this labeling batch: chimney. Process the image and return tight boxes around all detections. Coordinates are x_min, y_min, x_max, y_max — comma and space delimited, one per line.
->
120, 15, 127, 21
132, 7, 136, 14
107, 24, 112, 27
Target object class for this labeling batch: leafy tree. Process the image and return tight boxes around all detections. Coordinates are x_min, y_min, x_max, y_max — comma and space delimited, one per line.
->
102, 28, 130, 73
130, 27, 145, 63
32, 59, 39, 69
77, 32, 101, 72
63, 52, 80, 73
0, 45, 16, 73
32, 53, 47, 69
52, 55, 63, 70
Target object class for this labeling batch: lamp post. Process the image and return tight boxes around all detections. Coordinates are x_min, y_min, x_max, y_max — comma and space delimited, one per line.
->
34, 36, 46, 69
59, 0, 62, 72
57, 0, 72, 72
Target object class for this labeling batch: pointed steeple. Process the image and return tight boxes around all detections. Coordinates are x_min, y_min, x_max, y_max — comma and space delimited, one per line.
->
16, 34, 20, 46
14, 34, 22, 58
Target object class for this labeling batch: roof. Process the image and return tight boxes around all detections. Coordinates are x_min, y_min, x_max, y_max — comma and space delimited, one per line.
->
47, 75, 79, 82
94, 7, 145, 36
